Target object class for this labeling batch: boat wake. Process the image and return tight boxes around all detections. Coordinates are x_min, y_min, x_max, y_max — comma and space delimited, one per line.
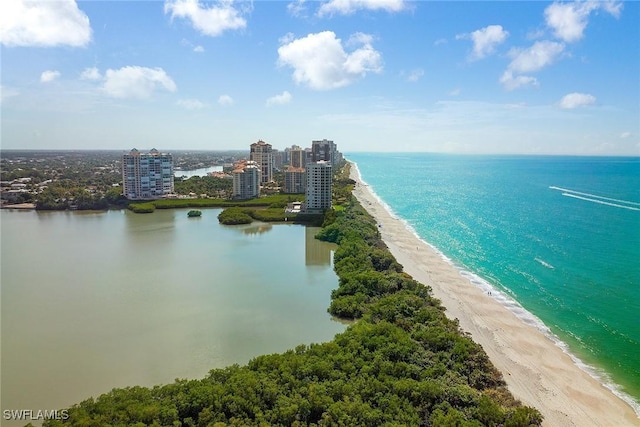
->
534, 257, 555, 269
549, 186, 640, 211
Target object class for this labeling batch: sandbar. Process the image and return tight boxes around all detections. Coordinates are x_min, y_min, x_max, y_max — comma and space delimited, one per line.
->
349, 162, 639, 427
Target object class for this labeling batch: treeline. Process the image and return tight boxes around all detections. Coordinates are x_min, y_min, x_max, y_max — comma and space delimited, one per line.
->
129, 194, 303, 211
41, 165, 542, 427
35, 185, 126, 211
216, 207, 323, 226
174, 176, 233, 199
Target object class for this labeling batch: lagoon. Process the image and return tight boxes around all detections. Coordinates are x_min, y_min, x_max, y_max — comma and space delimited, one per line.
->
174, 166, 223, 178
0, 208, 344, 424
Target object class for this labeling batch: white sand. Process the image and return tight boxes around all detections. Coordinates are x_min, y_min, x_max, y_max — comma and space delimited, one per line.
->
349, 163, 639, 427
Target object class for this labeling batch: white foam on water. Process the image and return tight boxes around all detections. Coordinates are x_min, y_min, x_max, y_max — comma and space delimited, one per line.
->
534, 257, 555, 269
457, 266, 640, 418
561, 192, 640, 211
550, 186, 640, 210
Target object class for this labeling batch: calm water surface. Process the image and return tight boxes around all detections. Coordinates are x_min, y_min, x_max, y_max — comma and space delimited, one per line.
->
1, 208, 344, 422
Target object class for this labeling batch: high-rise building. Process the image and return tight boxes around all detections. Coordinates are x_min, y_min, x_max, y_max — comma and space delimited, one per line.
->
284, 167, 306, 194
273, 149, 284, 171
305, 160, 332, 213
290, 145, 306, 169
250, 140, 274, 183
311, 139, 339, 165
122, 148, 174, 200
232, 160, 260, 199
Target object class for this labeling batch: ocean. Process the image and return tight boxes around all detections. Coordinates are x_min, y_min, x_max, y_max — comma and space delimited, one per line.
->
347, 153, 640, 414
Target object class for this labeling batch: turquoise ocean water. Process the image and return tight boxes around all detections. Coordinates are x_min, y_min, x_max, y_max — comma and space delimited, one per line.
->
348, 153, 640, 414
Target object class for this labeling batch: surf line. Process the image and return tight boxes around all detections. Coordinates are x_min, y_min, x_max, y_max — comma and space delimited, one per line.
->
549, 186, 640, 207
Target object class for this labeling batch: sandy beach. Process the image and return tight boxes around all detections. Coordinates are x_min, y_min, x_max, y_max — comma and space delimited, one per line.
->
349, 163, 639, 427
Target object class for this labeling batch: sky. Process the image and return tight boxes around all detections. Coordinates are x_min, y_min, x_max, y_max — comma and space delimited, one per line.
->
0, 0, 638, 155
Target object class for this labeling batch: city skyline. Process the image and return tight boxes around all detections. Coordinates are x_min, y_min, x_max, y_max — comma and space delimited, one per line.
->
1, 0, 638, 155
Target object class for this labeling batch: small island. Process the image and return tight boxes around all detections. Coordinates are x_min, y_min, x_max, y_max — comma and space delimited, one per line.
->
187, 210, 202, 218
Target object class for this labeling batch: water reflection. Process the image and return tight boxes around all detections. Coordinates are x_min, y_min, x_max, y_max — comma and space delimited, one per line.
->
241, 224, 273, 236
305, 227, 336, 266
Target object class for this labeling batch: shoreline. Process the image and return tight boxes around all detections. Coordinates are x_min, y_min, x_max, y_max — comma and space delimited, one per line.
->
348, 161, 640, 427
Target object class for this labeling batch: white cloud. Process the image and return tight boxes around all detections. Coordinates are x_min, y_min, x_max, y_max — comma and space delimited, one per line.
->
544, 1, 622, 43
317, 0, 407, 17
80, 67, 102, 81
507, 40, 565, 74
277, 31, 382, 90
558, 92, 596, 109
164, 0, 247, 37
193, 45, 205, 52
0, 0, 91, 47
102, 66, 177, 99
499, 71, 538, 91
177, 98, 207, 109
402, 69, 424, 82
620, 132, 631, 139
40, 70, 61, 83
601, 1, 623, 18
457, 25, 509, 60
218, 94, 234, 105
499, 40, 564, 90
287, 0, 308, 17
449, 88, 461, 96
266, 91, 292, 106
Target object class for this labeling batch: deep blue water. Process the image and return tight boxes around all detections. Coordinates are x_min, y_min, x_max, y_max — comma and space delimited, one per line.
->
348, 153, 640, 412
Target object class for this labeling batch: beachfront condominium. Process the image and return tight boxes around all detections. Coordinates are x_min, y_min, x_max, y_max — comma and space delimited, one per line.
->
311, 139, 341, 166
122, 148, 174, 200
250, 140, 274, 184
232, 160, 260, 199
284, 167, 306, 194
289, 145, 306, 169
305, 160, 332, 213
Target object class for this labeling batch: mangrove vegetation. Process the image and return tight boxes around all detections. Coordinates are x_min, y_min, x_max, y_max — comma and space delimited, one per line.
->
41, 163, 542, 427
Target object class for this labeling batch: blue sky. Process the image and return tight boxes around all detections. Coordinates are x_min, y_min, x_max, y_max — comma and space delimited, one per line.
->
1, 0, 638, 155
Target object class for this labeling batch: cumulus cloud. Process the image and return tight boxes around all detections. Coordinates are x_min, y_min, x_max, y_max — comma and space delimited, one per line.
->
102, 66, 177, 99
558, 92, 596, 109
457, 25, 509, 60
277, 31, 382, 90
507, 40, 565, 74
266, 91, 292, 106
164, 0, 248, 37
40, 70, 61, 83
0, 0, 91, 47
317, 0, 407, 17
177, 98, 207, 109
193, 45, 205, 52
80, 67, 102, 81
218, 94, 234, 105
544, 0, 622, 43
499, 40, 564, 90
